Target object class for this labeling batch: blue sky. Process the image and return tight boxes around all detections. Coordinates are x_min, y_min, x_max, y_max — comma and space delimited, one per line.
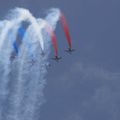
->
0, 0, 120, 120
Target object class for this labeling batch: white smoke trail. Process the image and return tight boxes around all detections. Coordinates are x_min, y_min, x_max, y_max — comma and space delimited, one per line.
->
12, 7, 45, 51
0, 10, 32, 118
0, 7, 60, 120
13, 9, 60, 120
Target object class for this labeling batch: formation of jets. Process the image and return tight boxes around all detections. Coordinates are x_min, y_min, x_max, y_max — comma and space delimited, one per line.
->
10, 11, 75, 66
52, 47, 75, 62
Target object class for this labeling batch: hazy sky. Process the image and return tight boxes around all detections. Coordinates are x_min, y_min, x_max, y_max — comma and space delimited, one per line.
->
0, 0, 120, 120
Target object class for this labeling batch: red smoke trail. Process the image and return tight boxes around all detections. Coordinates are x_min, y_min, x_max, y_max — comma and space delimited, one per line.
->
60, 12, 72, 49
45, 23, 58, 57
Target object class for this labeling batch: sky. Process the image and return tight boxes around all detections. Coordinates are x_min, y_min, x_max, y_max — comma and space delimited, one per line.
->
0, 0, 120, 120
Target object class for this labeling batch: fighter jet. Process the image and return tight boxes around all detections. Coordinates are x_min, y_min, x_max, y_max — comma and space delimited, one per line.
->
41, 52, 45, 57
10, 55, 16, 61
51, 56, 62, 62
65, 48, 75, 54
28, 59, 36, 66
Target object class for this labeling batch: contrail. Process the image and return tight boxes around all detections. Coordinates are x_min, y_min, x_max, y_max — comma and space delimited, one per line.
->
0, 7, 60, 120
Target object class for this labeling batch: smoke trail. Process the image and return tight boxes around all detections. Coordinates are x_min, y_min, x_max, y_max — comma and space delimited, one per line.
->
0, 7, 60, 120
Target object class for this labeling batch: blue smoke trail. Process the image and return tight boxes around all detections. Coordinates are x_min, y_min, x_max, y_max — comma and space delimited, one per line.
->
12, 25, 26, 55
0, 7, 60, 120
